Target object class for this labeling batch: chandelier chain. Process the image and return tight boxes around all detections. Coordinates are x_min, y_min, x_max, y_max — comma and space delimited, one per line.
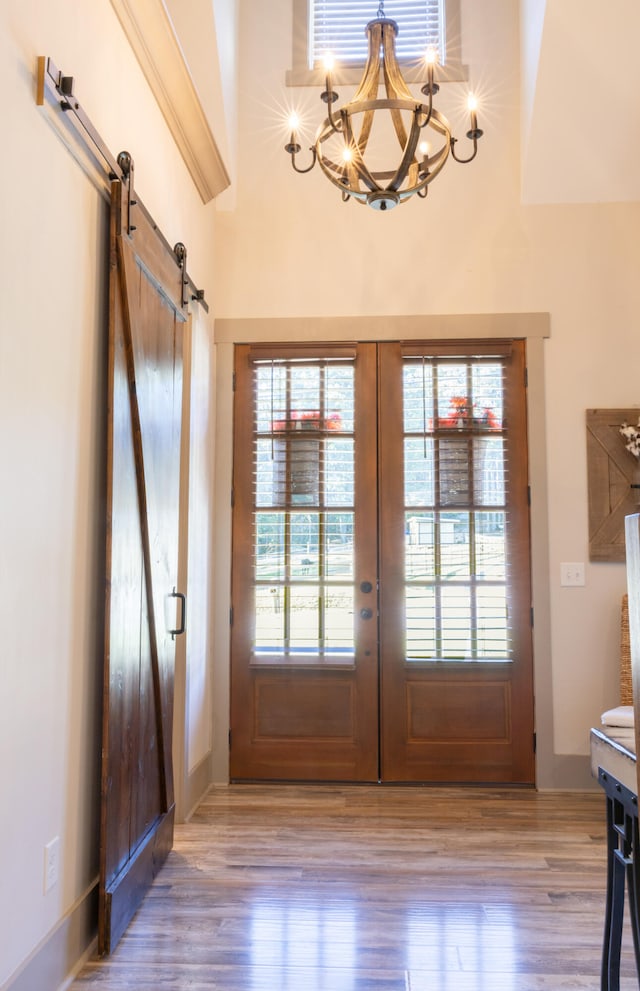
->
377, 1, 384, 17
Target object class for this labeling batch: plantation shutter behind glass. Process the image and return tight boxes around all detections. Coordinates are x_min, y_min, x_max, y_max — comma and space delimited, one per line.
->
252, 356, 357, 662
402, 347, 513, 662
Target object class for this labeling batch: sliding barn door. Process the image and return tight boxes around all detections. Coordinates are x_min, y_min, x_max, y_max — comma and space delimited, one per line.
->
99, 180, 186, 953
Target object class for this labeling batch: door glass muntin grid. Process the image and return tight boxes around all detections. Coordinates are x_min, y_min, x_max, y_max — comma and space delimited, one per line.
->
253, 359, 356, 663
403, 356, 510, 662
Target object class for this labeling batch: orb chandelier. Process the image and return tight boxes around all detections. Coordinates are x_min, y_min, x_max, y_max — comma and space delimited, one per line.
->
285, 2, 483, 211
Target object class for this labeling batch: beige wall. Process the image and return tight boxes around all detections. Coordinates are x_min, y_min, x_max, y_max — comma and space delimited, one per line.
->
213, 0, 640, 775
174, 306, 216, 823
4, 0, 640, 984
0, 0, 219, 986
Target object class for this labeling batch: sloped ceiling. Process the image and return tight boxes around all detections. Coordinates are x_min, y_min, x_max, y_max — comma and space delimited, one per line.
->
110, 0, 232, 202
164, 0, 236, 186
521, 0, 640, 204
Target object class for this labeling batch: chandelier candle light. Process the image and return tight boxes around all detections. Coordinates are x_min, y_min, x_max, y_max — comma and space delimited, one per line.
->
285, 1, 483, 210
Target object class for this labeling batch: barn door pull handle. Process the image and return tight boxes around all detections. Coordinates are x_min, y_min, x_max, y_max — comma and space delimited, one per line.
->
169, 588, 186, 639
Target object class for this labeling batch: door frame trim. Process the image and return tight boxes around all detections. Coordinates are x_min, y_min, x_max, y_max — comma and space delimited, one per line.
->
212, 314, 590, 789
214, 313, 549, 345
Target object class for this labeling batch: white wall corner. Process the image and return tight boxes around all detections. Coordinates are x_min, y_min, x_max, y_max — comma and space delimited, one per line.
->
519, 0, 546, 199
520, 0, 640, 204
109, 0, 231, 203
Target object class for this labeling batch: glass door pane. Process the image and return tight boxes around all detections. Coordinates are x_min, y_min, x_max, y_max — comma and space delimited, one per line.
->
402, 356, 510, 662
253, 359, 356, 665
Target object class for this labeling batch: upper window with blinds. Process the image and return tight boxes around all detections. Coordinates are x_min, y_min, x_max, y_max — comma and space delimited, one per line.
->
288, 0, 466, 85
310, 0, 444, 68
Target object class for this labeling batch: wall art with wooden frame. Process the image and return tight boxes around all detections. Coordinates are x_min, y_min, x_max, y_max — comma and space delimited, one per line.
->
587, 408, 640, 562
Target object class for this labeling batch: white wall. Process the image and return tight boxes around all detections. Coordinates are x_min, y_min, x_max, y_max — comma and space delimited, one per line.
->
174, 304, 216, 823
213, 0, 640, 774
0, 0, 218, 985
521, 0, 640, 204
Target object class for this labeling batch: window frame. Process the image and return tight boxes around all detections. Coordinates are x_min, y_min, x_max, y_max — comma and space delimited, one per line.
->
287, 0, 467, 87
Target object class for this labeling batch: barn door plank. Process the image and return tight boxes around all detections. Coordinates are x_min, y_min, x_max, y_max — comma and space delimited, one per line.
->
99, 179, 185, 953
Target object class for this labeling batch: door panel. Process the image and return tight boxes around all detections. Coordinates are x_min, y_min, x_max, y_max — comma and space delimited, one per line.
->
230, 340, 534, 785
230, 344, 378, 781
378, 340, 534, 783
99, 180, 185, 952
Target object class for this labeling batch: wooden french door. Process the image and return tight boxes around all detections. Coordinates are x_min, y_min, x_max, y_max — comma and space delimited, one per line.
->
230, 340, 534, 784
378, 341, 534, 782
231, 344, 379, 780
99, 180, 186, 952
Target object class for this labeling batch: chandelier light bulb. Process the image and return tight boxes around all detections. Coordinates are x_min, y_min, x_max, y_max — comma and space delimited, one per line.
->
465, 94, 481, 141
425, 48, 437, 65
321, 51, 338, 115
284, 111, 307, 164
342, 147, 353, 163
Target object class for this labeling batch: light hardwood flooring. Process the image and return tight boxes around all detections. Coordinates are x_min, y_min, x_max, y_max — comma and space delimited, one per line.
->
71, 785, 638, 990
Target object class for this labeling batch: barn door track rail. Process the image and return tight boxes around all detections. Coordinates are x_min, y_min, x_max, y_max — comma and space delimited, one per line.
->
36, 56, 208, 312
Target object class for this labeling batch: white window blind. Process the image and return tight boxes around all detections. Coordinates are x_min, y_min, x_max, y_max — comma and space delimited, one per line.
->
402, 353, 512, 662
252, 357, 357, 663
309, 0, 445, 68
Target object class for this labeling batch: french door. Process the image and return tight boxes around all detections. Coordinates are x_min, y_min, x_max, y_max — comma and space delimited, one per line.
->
230, 340, 535, 784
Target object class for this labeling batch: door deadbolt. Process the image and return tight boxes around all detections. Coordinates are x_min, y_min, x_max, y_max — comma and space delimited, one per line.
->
360, 607, 373, 620
360, 581, 373, 594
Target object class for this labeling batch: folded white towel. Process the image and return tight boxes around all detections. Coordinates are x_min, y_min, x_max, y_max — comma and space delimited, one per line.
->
605, 729, 636, 753
601, 705, 635, 728
606, 728, 635, 742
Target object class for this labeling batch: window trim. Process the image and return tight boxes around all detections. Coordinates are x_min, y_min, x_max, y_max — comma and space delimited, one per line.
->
287, 0, 468, 87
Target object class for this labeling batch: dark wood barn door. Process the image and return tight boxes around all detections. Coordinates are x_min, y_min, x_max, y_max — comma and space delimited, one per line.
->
99, 180, 186, 953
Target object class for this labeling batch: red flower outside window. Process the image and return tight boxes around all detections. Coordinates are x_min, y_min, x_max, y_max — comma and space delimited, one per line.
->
438, 396, 499, 430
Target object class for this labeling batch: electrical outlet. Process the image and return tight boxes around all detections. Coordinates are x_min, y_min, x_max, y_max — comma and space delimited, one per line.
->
560, 562, 585, 587
44, 837, 59, 893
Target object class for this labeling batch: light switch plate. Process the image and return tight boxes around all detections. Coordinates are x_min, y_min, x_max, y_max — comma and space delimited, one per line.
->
560, 562, 585, 587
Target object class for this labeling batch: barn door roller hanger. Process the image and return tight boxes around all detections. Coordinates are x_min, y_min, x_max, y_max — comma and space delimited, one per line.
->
36, 55, 207, 312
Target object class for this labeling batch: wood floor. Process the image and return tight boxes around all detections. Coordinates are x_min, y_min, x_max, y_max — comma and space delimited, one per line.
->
71, 785, 638, 990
